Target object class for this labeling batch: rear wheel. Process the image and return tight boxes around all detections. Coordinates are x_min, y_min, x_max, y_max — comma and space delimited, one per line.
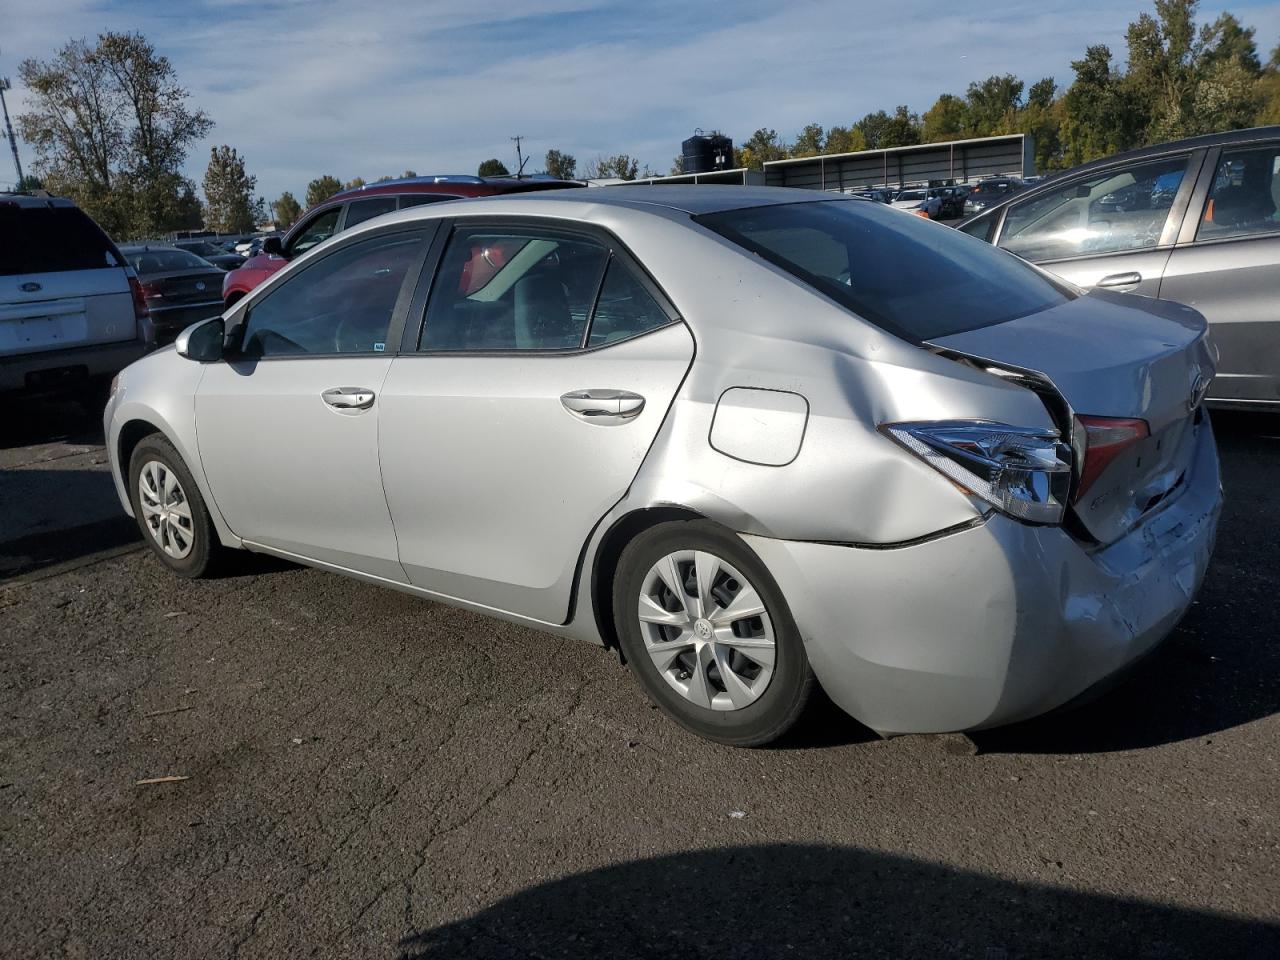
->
128, 434, 220, 578
613, 520, 814, 746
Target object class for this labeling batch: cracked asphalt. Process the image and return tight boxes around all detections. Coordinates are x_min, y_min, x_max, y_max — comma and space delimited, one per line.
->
1, 400, 1277, 959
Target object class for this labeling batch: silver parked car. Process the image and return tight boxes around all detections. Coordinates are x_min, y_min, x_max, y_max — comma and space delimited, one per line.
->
105, 187, 1221, 745
959, 126, 1280, 409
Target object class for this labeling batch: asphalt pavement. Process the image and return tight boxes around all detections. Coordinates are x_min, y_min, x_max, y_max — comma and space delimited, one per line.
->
1, 398, 1277, 959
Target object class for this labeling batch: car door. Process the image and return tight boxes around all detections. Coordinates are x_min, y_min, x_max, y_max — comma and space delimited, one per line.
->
196, 224, 434, 579
378, 219, 696, 624
1159, 139, 1280, 405
993, 152, 1201, 297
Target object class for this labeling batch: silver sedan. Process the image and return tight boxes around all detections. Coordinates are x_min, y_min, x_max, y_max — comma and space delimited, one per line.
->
104, 187, 1221, 745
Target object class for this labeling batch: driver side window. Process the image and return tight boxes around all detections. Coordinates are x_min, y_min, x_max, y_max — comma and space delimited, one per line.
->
241, 230, 426, 358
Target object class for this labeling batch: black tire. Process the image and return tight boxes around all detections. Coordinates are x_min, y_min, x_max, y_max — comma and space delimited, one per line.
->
613, 520, 815, 747
128, 434, 221, 578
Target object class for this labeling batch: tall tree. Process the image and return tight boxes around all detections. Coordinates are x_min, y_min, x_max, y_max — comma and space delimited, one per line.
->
921, 94, 968, 142
585, 154, 639, 180
823, 126, 867, 154
202, 145, 258, 233
344, 176, 366, 190
965, 75, 1024, 135
305, 174, 342, 208
477, 158, 509, 176
17, 31, 212, 238
735, 129, 788, 169
1059, 45, 1144, 166
273, 191, 302, 229
544, 149, 577, 180
791, 123, 825, 158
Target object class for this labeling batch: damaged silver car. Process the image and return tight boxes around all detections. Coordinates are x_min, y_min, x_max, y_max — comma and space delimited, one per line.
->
104, 187, 1221, 745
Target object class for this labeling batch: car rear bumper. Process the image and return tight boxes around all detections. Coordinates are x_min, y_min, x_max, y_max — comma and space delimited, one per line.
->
147, 302, 224, 344
0, 336, 152, 396
743, 418, 1222, 735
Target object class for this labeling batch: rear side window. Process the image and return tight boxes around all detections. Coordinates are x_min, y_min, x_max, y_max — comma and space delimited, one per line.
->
1197, 144, 1280, 242
399, 194, 458, 208
588, 259, 671, 346
697, 200, 1070, 342
344, 196, 398, 227
0, 205, 122, 276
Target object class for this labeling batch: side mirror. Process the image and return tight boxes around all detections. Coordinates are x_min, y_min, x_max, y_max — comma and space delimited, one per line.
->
176, 317, 226, 363
262, 236, 285, 257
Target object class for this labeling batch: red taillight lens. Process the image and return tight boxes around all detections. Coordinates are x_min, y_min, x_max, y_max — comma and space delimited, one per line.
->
1073, 415, 1150, 501
128, 275, 150, 319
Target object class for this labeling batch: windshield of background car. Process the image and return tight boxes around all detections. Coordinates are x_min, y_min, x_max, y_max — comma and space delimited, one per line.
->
126, 249, 214, 273
0, 205, 123, 277
696, 199, 1072, 341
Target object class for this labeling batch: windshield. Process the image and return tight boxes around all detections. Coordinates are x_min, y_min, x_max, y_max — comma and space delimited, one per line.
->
180, 241, 222, 256
125, 249, 215, 274
696, 199, 1072, 342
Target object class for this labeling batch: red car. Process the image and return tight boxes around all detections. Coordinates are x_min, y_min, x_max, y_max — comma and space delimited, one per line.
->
221, 175, 584, 307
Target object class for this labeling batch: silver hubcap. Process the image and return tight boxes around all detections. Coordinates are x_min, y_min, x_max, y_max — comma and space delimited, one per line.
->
638, 550, 776, 711
138, 460, 195, 560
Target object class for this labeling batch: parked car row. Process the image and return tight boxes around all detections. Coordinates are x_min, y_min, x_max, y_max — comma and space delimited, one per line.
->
850, 183, 979, 219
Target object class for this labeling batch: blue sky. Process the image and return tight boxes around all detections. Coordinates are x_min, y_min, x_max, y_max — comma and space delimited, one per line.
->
6, 0, 1279, 200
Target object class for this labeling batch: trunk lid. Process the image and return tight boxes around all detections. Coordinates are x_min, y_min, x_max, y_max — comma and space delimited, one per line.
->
0, 268, 135, 356
140, 269, 225, 306
929, 289, 1216, 544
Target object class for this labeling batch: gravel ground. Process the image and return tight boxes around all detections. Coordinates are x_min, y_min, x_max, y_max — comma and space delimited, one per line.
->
1, 401, 1277, 959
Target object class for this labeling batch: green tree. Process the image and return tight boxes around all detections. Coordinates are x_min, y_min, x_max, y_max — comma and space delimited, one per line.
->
1059, 45, 1144, 166
1199, 12, 1261, 72
1020, 78, 1063, 170
1258, 44, 1280, 124
305, 174, 342, 208
202, 145, 258, 234
921, 94, 968, 142
273, 191, 302, 229
403, 169, 418, 178
965, 75, 1024, 135
344, 176, 366, 190
736, 128, 788, 170
585, 154, 640, 180
17, 31, 212, 238
791, 123, 825, 158
544, 149, 577, 179
823, 126, 867, 154
478, 158, 509, 176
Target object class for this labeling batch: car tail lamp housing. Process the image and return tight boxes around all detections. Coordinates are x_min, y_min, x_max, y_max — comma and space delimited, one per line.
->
128, 274, 150, 319
1073, 415, 1150, 502
883, 421, 1072, 524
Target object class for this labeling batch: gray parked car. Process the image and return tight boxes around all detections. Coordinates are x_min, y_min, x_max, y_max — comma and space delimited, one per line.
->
959, 126, 1280, 409
2, 193, 153, 399
104, 187, 1220, 745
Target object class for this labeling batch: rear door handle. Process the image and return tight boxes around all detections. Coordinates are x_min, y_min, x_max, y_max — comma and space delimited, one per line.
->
561, 389, 645, 423
322, 386, 376, 410
1096, 271, 1142, 288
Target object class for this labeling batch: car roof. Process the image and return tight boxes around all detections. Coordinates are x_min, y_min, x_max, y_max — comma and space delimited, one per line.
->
442, 184, 840, 216
329, 175, 586, 204
0, 193, 80, 210
119, 243, 183, 253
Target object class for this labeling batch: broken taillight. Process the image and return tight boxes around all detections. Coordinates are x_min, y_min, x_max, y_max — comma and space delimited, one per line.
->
1073, 415, 1150, 501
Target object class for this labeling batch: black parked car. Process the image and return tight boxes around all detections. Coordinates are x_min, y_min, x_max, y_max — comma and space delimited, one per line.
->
118, 245, 226, 344
170, 238, 244, 271
962, 177, 1026, 215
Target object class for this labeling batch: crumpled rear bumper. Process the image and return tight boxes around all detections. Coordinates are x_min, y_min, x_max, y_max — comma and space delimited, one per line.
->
744, 418, 1222, 735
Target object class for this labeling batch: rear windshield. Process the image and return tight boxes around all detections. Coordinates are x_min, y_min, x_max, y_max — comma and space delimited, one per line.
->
0, 204, 123, 276
696, 199, 1071, 341
124, 248, 213, 274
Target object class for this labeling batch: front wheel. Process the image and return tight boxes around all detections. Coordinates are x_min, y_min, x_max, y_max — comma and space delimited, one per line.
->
128, 434, 221, 578
613, 520, 815, 746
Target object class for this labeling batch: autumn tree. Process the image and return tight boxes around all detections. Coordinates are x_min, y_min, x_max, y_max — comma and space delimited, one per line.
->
17, 31, 212, 238
823, 126, 867, 154
544, 149, 577, 180
478, 158, 509, 176
791, 123, 826, 158
921, 94, 968, 142
305, 175, 342, 208
273, 191, 302, 229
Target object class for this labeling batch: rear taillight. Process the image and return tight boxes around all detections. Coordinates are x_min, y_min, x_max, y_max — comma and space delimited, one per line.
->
882, 421, 1072, 524
128, 274, 150, 319
1073, 415, 1150, 502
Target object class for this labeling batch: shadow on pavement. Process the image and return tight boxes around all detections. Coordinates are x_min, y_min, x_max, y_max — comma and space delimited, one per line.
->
0, 396, 105, 450
397, 844, 1278, 959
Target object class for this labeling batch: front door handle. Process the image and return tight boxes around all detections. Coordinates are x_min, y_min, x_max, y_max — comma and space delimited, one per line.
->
322, 386, 375, 410
1096, 271, 1142, 288
561, 389, 645, 423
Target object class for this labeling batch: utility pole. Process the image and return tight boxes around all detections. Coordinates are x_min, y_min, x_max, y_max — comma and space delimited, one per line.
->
0, 49, 25, 189
510, 135, 527, 178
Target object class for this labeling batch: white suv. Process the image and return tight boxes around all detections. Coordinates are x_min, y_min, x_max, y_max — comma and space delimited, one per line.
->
1, 193, 153, 400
